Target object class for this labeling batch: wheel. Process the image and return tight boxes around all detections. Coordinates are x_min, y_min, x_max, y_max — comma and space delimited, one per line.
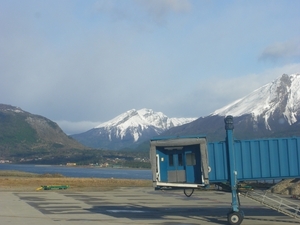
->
227, 212, 243, 225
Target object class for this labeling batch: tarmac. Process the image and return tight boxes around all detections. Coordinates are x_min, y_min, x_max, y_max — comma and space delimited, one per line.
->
1, 187, 299, 225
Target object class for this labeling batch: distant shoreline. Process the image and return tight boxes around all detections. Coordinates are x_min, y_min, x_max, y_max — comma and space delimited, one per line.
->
0, 164, 152, 180
1, 162, 150, 170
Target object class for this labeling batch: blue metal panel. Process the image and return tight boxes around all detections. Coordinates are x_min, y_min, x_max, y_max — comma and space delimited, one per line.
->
184, 146, 202, 183
288, 138, 300, 176
269, 139, 280, 177
260, 140, 271, 177
207, 142, 228, 182
208, 137, 300, 182
185, 150, 195, 183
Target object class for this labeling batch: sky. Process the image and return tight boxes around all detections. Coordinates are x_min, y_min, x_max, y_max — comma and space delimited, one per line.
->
1, 0, 300, 135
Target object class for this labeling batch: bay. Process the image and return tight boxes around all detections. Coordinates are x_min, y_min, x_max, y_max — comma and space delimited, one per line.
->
0, 164, 152, 180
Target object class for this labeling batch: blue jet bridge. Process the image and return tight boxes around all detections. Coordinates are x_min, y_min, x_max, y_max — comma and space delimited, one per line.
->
150, 116, 300, 225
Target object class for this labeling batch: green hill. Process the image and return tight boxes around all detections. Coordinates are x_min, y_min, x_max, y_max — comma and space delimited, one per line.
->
0, 104, 86, 157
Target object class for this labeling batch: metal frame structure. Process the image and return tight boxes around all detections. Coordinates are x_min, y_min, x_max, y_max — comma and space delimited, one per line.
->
150, 115, 300, 225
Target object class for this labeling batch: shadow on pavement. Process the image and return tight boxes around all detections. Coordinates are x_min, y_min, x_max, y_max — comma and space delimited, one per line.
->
87, 204, 291, 224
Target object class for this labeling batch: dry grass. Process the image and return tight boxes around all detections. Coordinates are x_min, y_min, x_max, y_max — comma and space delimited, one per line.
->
0, 170, 152, 192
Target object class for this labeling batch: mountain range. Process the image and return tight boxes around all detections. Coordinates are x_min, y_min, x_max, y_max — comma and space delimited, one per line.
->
71, 108, 196, 150
163, 73, 300, 141
72, 73, 300, 149
1, 73, 299, 153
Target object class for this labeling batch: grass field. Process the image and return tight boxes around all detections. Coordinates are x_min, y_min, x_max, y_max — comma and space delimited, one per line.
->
0, 170, 152, 192
0, 170, 284, 194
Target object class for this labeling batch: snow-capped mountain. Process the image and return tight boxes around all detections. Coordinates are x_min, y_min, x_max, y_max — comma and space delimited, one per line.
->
212, 73, 300, 129
71, 108, 196, 150
163, 73, 300, 141
95, 108, 195, 141
72, 73, 300, 149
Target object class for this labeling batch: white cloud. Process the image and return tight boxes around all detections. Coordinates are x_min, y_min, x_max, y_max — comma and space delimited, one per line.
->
259, 38, 300, 62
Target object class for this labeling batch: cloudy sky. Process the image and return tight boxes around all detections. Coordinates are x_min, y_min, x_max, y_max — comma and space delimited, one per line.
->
1, 0, 300, 134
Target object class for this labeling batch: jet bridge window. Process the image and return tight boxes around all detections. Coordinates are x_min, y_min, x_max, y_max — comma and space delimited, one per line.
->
186, 153, 196, 166
168, 153, 183, 167
178, 153, 183, 166
169, 154, 174, 166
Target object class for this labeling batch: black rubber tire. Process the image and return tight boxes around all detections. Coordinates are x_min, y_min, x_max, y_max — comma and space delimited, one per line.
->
227, 212, 243, 225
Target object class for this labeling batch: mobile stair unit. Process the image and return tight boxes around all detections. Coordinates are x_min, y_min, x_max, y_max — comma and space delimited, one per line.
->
150, 116, 300, 225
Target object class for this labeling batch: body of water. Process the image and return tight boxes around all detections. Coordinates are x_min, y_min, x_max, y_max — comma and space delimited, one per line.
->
0, 164, 152, 180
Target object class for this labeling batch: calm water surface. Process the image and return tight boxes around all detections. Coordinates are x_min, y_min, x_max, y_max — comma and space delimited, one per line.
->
0, 164, 151, 180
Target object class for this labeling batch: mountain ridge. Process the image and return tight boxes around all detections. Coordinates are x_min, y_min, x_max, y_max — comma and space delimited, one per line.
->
72, 73, 300, 149
2, 72, 299, 153
163, 73, 300, 141
71, 108, 196, 150
211, 73, 300, 128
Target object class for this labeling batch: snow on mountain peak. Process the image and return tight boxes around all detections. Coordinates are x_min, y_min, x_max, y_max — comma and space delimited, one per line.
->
211, 73, 300, 129
95, 108, 196, 142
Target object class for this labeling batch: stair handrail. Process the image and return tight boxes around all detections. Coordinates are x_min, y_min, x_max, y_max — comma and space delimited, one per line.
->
243, 190, 300, 218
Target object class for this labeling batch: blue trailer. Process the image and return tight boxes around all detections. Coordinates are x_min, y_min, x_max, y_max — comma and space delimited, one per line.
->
150, 116, 300, 225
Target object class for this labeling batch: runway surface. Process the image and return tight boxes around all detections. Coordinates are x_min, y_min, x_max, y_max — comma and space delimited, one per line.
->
1, 187, 299, 225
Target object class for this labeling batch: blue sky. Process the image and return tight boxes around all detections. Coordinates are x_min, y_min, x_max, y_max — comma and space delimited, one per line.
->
1, 0, 300, 134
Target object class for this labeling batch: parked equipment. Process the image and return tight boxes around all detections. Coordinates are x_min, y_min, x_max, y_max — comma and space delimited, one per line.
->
36, 185, 69, 191
150, 116, 300, 225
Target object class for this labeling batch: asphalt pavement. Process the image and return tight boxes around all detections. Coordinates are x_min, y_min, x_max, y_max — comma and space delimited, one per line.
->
1, 187, 299, 225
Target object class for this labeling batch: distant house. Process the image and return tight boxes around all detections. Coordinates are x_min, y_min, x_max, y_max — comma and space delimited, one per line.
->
66, 163, 76, 166
100, 162, 109, 167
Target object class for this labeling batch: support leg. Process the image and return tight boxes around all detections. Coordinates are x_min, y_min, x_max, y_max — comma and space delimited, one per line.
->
224, 116, 245, 224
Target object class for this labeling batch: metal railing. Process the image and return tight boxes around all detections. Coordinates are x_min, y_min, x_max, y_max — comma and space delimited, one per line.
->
242, 190, 300, 219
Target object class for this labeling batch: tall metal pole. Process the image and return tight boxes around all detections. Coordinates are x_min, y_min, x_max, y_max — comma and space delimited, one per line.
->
225, 115, 239, 211
225, 116, 244, 225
